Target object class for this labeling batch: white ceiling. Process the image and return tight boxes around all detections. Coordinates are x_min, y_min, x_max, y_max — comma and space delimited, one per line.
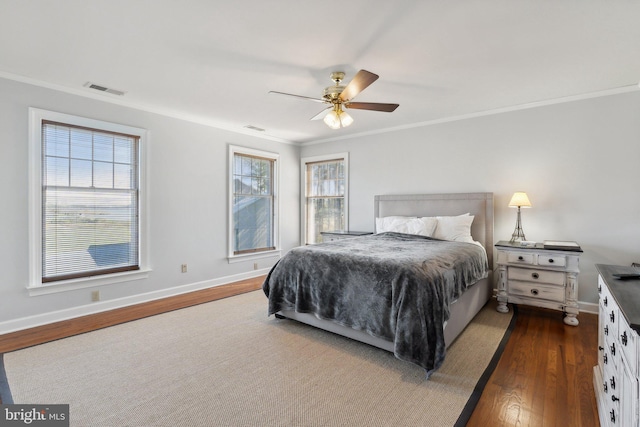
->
1, 1, 640, 144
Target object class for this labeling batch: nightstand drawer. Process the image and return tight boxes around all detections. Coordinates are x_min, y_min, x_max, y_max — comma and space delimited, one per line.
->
509, 267, 566, 286
507, 252, 534, 265
509, 280, 565, 303
538, 255, 567, 267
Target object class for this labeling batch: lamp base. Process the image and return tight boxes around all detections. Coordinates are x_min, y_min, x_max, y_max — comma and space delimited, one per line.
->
509, 229, 526, 243
509, 207, 526, 243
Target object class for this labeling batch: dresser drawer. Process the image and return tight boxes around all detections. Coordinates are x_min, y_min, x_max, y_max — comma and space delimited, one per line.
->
509, 280, 565, 303
599, 276, 614, 310
509, 267, 565, 286
619, 314, 637, 377
507, 252, 534, 265
538, 254, 567, 267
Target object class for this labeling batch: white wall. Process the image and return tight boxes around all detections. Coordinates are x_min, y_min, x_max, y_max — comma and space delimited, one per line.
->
0, 77, 300, 331
301, 91, 640, 306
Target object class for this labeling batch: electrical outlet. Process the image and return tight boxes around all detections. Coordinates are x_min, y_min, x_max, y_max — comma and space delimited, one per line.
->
181, 264, 188, 273
91, 290, 100, 302
253, 262, 258, 270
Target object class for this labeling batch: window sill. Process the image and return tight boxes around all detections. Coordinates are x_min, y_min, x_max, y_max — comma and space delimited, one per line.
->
227, 250, 281, 264
27, 269, 151, 296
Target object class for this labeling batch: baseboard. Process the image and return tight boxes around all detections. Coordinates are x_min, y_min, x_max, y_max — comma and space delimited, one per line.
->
579, 301, 598, 315
0, 269, 269, 336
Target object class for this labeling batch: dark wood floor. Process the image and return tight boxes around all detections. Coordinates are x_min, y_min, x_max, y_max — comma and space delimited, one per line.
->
0, 278, 600, 427
467, 305, 599, 426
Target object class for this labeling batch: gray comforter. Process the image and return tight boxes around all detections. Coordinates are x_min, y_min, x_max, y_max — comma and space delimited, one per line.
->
262, 232, 488, 376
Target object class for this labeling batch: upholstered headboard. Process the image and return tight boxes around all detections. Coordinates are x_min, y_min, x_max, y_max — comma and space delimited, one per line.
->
374, 193, 494, 267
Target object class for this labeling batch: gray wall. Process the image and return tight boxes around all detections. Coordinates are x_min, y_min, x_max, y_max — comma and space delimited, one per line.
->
1, 75, 638, 331
301, 91, 640, 306
0, 77, 300, 330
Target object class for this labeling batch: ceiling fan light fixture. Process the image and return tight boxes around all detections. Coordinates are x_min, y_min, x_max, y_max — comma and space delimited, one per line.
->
323, 106, 353, 129
339, 110, 353, 127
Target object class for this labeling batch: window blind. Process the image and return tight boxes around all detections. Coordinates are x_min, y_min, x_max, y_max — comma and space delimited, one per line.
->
41, 120, 140, 282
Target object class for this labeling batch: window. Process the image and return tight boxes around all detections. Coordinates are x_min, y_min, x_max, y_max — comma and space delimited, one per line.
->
29, 109, 148, 293
302, 153, 348, 244
228, 145, 279, 259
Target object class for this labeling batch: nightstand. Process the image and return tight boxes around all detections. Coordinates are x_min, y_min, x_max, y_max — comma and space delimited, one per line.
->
495, 240, 582, 326
320, 230, 373, 243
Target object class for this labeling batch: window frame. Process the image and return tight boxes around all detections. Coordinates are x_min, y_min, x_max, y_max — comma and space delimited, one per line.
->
227, 145, 280, 263
28, 108, 149, 295
300, 152, 349, 245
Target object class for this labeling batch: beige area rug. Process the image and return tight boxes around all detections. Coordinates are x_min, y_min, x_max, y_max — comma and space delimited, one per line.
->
3, 290, 513, 427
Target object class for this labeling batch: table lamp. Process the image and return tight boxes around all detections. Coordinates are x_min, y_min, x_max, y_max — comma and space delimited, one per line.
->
508, 192, 532, 243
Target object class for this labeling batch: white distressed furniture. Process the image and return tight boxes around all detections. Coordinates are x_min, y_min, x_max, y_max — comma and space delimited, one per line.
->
495, 241, 581, 326
320, 230, 372, 243
594, 264, 640, 427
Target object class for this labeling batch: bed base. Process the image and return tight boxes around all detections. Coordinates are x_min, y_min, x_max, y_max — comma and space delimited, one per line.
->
277, 276, 491, 351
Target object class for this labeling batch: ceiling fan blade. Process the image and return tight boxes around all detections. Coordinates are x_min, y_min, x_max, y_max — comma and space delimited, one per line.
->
339, 70, 379, 102
345, 102, 399, 112
269, 91, 326, 103
310, 107, 332, 120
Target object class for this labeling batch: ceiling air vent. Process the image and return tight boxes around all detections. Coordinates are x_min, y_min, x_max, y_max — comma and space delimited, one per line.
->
84, 82, 126, 96
244, 125, 265, 132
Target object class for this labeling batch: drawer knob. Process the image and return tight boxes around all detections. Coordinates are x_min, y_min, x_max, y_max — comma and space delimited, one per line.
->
530, 289, 539, 296
531, 272, 539, 279
548, 258, 554, 263
612, 395, 620, 402
518, 256, 524, 261
621, 331, 628, 346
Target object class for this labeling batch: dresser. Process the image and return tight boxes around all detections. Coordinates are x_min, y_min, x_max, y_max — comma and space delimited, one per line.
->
320, 230, 372, 243
495, 241, 582, 326
594, 264, 640, 427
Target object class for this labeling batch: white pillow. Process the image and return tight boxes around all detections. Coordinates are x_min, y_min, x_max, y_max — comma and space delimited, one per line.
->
375, 216, 438, 237
432, 213, 475, 243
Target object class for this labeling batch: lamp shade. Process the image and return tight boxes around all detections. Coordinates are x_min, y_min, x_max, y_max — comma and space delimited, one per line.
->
323, 110, 341, 129
508, 192, 532, 208
323, 105, 354, 129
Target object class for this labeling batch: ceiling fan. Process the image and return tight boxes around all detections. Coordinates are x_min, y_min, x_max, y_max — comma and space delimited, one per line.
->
269, 70, 399, 129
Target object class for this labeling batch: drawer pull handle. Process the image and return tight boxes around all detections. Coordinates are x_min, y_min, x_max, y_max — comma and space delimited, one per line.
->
612, 395, 620, 402
610, 376, 616, 389
605, 325, 609, 336
604, 296, 608, 306
610, 410, 616, 423
610, 311, 615, 322
548, 258, 554, 263
604, 353, 608, 364
598, 285, 602, 293
530, 289, 539, 296
531, 272, 539, 279
599, 346, 604, 351
610, 342, 616, 356
518, 256, 524, 261
604, 382, 608, 392
621, 331, 628, 346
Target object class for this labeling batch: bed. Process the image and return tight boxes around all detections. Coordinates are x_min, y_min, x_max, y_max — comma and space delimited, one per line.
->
263, 192, 494, 377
